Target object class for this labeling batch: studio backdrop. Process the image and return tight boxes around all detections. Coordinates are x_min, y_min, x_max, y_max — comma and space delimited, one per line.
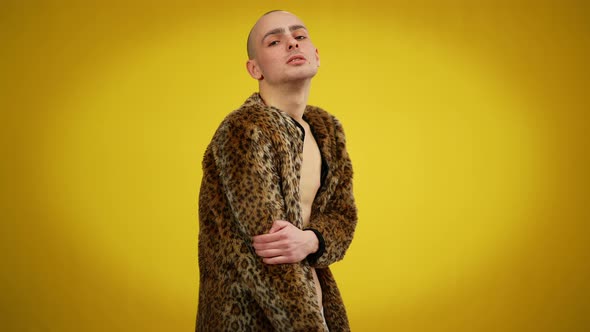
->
1, 1, 588, 331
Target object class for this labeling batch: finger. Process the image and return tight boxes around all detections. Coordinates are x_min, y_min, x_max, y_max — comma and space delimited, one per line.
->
269, 220, 290, 233
252, 231, 285, 244
252, 240, 287, 251
262, 256, 297, 265
254, 248, 284, 258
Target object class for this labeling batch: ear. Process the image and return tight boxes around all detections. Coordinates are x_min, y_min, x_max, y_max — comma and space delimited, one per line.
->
246, 59, 264, 80
315, 48, 320, 67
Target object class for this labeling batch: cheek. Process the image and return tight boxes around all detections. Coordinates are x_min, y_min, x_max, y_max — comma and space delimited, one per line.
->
259, 53, 282, 70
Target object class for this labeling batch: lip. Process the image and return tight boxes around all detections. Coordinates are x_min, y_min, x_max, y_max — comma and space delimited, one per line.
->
287, 54, 307, 64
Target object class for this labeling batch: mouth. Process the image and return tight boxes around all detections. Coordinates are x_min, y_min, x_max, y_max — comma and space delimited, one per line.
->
287, 55, 307, 64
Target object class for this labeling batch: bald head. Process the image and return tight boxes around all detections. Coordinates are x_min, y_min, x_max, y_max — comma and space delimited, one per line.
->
245, 10, 319, 83
247, 10, 300, 60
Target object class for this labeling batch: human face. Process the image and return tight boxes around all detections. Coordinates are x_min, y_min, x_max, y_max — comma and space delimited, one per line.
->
247, 11, 320, 85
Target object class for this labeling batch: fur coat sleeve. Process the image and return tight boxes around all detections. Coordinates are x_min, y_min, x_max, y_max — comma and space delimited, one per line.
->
197, 94, 357, 332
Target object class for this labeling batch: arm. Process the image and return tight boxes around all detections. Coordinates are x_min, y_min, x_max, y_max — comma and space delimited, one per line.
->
212, 120, 284, 239
308, 117, 358, 268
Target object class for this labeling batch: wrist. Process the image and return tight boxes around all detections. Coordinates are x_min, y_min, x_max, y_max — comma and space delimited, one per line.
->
304, 228, 325, 264
304, 230, 319, 255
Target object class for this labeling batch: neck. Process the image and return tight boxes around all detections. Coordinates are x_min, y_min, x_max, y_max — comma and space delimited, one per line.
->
258, 79, 311, 122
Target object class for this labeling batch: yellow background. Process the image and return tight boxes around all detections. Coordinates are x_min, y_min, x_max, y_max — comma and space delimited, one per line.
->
1, 1, 588, 331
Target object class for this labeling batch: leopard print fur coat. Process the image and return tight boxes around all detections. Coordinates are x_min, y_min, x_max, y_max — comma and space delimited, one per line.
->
197, 93, 357, 331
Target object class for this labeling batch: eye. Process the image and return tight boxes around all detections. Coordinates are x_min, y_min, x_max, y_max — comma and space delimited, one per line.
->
268, 40, 279, 47
295, 35, 306, 40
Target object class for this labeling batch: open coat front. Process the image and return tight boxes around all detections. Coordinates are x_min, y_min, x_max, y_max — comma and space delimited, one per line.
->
197, 93, 357, 332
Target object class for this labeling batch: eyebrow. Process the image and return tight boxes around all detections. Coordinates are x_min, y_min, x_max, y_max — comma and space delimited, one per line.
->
261, 25, 307, 44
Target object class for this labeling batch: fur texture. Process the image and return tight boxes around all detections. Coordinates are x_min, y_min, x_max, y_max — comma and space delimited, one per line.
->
197, 93, 357, 331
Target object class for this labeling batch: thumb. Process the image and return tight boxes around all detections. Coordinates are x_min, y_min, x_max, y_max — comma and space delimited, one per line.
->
269, 220, 290, 234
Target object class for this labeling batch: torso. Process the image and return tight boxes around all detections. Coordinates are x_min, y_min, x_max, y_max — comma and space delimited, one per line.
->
298, 119, 323, 310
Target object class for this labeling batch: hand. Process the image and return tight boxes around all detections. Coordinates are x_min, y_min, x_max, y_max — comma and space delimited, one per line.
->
252, 220, 319, 264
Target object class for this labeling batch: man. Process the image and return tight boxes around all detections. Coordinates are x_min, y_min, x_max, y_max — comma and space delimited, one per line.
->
197, 10, 357, 332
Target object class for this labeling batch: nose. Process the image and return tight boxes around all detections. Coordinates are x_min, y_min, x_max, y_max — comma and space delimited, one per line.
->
288, 38, 299, 50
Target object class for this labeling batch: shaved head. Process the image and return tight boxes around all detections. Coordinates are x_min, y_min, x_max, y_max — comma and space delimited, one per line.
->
247, 10, 289, 59
245, 10, 319, 84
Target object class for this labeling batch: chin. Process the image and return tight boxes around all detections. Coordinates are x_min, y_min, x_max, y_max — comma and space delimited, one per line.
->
286, 68, 319, 81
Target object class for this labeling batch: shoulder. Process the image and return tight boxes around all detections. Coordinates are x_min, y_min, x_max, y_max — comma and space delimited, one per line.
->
222, 103, 275, 131
305, 105, 347, 139
305, 105, 334, 123
214, 97, 285, 144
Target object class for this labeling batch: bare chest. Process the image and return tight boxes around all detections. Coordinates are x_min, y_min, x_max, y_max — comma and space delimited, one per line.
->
299, 123, 322, 227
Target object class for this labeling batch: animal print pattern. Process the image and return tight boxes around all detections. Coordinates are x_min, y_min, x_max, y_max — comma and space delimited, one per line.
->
197, 93, 357, 331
